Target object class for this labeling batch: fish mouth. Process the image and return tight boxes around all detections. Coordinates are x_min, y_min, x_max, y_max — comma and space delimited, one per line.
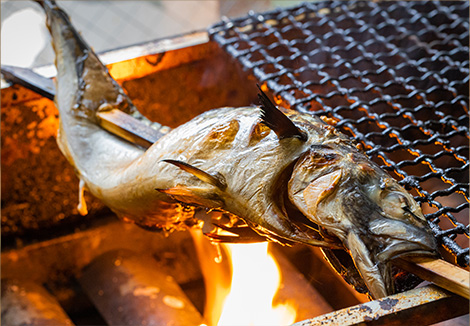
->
351, 235, 437, 299
369, 218, 438, 263
377, 239, 438, 263
368, 220, 438, 298
374, 240, 438, 299
346, 217, 438, 299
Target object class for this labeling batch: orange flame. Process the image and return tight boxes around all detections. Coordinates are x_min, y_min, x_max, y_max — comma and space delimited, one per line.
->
191, 229, 296, 326
218, 242, 296, 326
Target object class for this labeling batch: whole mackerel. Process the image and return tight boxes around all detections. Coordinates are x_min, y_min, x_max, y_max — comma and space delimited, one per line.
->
37, 0, 438, 299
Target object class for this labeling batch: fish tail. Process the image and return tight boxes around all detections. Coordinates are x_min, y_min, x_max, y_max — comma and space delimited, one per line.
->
35, 0, 89, 53
36, 0, 135, 121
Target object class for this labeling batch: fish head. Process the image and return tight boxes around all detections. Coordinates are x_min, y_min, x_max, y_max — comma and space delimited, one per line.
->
288, 145, 438, 298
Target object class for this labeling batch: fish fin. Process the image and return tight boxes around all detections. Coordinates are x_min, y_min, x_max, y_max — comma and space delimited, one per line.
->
257, 84, 307, 141
203, 231, 268, 243
162, 159, 226, 190
156, 186, 223, 208
303, 169, 342, 216
251, 206, 343, 249
347, 232, 389, 299
34, 0, 56, 10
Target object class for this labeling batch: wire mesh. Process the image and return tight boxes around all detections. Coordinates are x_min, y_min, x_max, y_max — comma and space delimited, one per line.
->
209, 1, 469, 266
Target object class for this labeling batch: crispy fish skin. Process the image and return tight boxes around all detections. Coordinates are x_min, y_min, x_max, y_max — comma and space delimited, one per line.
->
38, 0, 438, 299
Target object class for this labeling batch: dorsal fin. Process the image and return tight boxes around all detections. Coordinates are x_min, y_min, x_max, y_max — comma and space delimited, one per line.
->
257, 85, 307, 141
162, 159, 227, 190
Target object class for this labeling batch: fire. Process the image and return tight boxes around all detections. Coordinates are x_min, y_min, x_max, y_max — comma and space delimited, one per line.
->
217, 243, 297, 326
191, 229, 296, 326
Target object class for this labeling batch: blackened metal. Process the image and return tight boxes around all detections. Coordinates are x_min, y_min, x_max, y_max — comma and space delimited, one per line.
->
1, 65, 55, 100
209, 1, 469, 266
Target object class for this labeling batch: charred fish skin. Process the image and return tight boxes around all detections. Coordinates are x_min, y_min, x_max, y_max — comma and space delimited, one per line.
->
39, 0, 438, 299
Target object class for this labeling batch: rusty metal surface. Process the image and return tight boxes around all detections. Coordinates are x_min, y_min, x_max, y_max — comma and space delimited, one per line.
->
293, 284, 469, 326
79, 249, 205, 326
120, 42, 258, 129
32, 31, 210, 80
1, 85, 107, 244
1, 278, 74, 326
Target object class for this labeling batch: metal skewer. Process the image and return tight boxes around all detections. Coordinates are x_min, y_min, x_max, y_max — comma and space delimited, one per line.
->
2, 65, 469, 300
1, 65, 165, 147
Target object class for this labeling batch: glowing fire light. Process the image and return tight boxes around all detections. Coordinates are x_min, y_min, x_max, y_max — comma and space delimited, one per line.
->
217, 242, 296, 326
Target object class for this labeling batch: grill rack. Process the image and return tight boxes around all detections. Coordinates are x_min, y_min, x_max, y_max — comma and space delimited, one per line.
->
209, 1, 469, 266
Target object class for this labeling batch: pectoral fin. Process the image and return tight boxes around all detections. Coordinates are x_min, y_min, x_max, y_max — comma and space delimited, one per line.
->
347, 232, 389, 299
156, 186, 223, 208
251, 205, 343, 249
162, 159, 227, 190
303, 169, 342, 216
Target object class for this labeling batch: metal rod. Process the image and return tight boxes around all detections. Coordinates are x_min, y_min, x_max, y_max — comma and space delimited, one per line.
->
1, 65, 55, 100
292, 284, 469, 326
79, 249, 206, 326
1, 279, 75, 326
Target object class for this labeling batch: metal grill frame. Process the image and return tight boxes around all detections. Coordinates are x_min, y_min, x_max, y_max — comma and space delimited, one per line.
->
209, 0, 469, 266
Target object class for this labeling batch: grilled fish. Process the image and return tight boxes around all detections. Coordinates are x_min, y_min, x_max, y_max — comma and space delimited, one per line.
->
37, 0, 438, 299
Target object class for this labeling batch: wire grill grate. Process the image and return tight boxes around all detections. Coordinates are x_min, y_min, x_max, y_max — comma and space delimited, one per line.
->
209, 1, 469, 266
